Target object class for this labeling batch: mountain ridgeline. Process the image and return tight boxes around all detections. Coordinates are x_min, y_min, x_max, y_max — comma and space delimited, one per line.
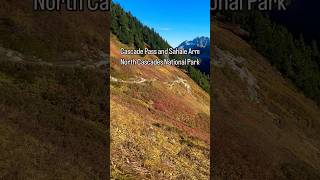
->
177, 37, 211, 75
178, 37, 210, 49
111, 3, 210, 92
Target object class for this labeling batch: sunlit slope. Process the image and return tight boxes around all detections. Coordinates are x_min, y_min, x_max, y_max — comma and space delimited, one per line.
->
212, 22, 320, 179
110, 34, 210, 179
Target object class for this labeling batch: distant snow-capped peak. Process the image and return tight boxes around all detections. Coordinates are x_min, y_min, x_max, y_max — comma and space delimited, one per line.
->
177, 37, 210, 49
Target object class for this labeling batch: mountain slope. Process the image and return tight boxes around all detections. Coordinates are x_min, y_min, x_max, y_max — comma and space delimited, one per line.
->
0, 47, 108, 179
177, 37, 210, 49
178, 37, 210, 74
212, 21, 320, 179
110, 34, 210, 179
0, 0, 108, 62
0, 1, 108, 178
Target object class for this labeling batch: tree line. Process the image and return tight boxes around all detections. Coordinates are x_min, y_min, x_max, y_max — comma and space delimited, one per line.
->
111, 3, 171, 51
111, 2, 210, 93
217, 10, 320, 104
186, 65, 210, 93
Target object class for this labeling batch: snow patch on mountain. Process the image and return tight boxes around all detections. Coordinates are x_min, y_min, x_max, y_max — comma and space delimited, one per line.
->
177, 37, 210, 49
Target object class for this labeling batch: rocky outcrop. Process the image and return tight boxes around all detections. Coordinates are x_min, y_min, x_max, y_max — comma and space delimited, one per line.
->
214, 47, 259, 102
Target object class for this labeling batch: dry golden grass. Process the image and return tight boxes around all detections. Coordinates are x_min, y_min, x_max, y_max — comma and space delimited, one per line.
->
110, 35, 210, 179
110, 99, 209, 179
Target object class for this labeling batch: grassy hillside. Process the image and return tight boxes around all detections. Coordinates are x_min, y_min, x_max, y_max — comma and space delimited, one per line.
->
0, 53, 108, 179
216, 10, 320, 104
111, 2, 210, 93
110, 35, 210, 179
0, 1, 109, 178
0, 0, 108, 62
212, 20, 320, 179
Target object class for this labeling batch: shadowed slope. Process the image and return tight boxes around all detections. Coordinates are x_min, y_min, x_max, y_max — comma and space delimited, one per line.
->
0, 1, 109, 178
212, 20, 320, 179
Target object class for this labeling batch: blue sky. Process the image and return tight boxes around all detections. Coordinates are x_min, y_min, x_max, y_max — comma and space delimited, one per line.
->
113, 0, 210, 47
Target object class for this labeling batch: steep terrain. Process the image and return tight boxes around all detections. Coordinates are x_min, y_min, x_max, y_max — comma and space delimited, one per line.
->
212, 21, 320, 179
0, 1, 108, 179
0, 0, 108, 62
110, 35, 210, 179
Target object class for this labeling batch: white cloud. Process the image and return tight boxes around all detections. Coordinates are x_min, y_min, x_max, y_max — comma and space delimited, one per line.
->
159, 28, 171, 31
